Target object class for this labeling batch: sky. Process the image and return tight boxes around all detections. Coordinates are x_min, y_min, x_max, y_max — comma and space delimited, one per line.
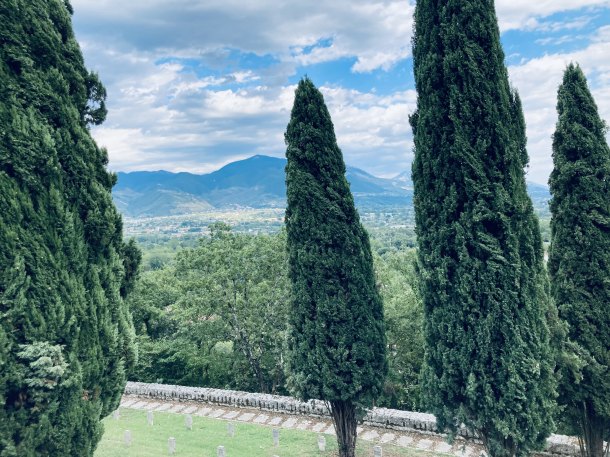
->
70, 0, 610, 184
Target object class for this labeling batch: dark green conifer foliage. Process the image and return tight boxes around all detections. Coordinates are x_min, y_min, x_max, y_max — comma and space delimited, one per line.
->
549, 64, 610, 457
0, 1, 139, 455
284, 78, 387, 457
410, 1, 556, 456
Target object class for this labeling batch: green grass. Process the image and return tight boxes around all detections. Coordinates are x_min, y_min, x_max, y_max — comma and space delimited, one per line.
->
95, 408, 437, 457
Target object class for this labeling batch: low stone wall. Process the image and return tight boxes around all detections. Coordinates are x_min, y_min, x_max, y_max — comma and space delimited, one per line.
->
124, 382, 578, 455
126, 381, 330, 417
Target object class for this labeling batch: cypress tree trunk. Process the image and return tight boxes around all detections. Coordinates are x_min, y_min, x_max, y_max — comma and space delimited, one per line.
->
410, 1, 557, 456
580, 402, 606, 457
548, 63, 610, 457
331, 400, 357, 457
284, 77, 387, 457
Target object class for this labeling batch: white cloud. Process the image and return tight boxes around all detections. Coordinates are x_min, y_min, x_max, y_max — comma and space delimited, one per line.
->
509, 26, 610, 183
496, 0, 610, 31
70, 0, 610, 179
319, 87, 416, 176
91, 75, 415, 176
353, 49, 411, 73
523, 15, 594, 33
72, 0, 415, 74
535, 34, 588, 46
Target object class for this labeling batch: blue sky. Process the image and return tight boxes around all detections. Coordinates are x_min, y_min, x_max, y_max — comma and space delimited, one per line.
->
70, 0, 610, 184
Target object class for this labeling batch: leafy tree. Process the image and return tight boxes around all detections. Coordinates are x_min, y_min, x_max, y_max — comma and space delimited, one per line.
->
128, 227, 289, 393
175, 224, 289, 393
548, 63, 610, 457
0, 1, 139, 455
284, 77, 387, 457
128, 229, 420, 406
375, 249, 423, 411
410, 1, 557, 456
127, 268, 185, 384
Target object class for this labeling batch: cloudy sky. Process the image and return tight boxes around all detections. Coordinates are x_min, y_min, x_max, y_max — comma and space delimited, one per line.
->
70, 0, 610, 184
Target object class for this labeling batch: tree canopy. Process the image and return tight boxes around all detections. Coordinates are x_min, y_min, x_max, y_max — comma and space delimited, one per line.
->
549, 63, 610, 457
284, 77, 387, 457
0, 1, 138, 455
410, 1, 557, 456
129, 226, 290, 394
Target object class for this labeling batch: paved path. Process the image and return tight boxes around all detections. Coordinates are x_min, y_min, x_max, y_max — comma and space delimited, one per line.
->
119, 395, 483, 456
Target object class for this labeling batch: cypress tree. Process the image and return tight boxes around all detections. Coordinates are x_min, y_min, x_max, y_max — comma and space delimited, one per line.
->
548, 64, 610, 457
284, 77, 387, 457
0, 1, 139, 455
410, 1, 557, 456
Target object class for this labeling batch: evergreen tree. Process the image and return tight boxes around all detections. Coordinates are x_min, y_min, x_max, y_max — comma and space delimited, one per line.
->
410, 1, 557, 456
548, 64, 610, 457
0, 1, 139, 455
284, 78, 387, 457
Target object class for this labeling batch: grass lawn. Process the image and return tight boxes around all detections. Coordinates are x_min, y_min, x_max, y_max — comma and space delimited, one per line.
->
95, 408, 440, 457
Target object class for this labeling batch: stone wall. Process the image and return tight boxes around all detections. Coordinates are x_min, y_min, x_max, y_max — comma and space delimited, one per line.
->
124, 382, 577, 455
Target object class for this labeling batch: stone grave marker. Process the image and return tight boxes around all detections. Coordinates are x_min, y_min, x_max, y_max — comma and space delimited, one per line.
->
374, 445, 383, 457
147, 410, 154, 426
227, 422, 235, 437
217, 445, 226, 457
318, 434, 326, 452
124, 430, 132, 447
272, 428, 280, 446
168, 437, 176, 455
185, 414, 193, 430
113, 409, 120, 420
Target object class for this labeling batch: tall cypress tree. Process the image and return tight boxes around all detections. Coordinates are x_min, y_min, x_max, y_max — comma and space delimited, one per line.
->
548, 64, 610, 457
410, 1, 557, 456
284, 78, 387, 457
0, 1, 139, 455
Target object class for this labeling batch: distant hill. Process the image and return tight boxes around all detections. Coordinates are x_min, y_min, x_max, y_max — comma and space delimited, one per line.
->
526, 181, 552, 218
392, 167, 413, 191
114, 155, 549, 218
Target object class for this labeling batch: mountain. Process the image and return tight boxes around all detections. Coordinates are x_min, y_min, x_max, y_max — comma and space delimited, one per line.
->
393, 166, 413, 191
526, 181, 552, 217
114, 156, 285, 216
114, 155, 549, 218
114, 155, 412, 217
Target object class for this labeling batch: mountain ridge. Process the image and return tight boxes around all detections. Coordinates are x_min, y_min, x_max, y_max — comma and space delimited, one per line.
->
114, 155, 549, 218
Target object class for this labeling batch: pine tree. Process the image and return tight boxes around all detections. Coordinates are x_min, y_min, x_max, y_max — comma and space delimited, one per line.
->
284, 78, 387, 457
0, 1, 139, 455
410, 1, 557, 456
548, 64, 610, 457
